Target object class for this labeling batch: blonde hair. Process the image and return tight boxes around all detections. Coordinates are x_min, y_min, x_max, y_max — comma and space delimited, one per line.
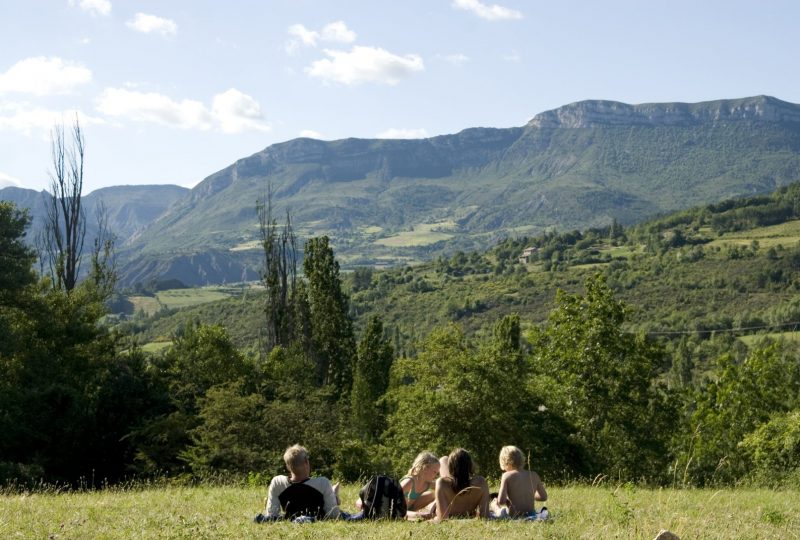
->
283, 444, 309, 472
407, 451, 439, 477
499, 445, 524, 470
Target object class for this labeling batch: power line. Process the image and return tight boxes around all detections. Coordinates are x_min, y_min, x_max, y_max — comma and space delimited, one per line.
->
636, 320, 800, 337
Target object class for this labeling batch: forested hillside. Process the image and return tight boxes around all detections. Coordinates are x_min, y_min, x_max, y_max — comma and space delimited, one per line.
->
127, 182, 800, 364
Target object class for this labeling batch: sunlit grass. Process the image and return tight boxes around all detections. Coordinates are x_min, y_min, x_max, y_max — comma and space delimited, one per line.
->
140, 341, 172, 353
375, 222, 455, 247
739, 331, 800, 346
2, 484, 798, 539
155, 288, 237, 310
128, 295, 162, 316
708, 219, 800, 248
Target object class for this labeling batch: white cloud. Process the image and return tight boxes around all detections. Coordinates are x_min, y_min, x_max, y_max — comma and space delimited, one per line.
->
299, 129, 324, 139
126, 13, 178, 36
306, 46, 424, 85
503, 49, 521, 62
320, 21, 356, 43
0, 171, 22, 189
286, 21, 356, 53
212, 88, 270, 134
0, 101, 104, 137
288, 24, 319, 47
439, 53, 470, 66
452, 0, 523, 21
97, 88, 212, 130
377, 128, 429, 139
0, 57, 92, 96
69, 0, 111, 17
96, 87, 269, 133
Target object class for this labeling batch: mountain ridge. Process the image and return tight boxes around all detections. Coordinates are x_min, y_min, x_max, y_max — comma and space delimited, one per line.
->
6, 95, 800, 287
528, 95, 800, 129
0, 184, 190, 247
113, 95, 800, 285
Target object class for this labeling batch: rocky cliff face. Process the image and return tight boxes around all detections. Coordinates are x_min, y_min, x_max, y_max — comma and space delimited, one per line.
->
528, 96, 800, 129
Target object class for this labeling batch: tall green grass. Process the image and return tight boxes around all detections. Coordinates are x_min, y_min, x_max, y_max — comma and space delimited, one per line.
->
2, 484, 798, 539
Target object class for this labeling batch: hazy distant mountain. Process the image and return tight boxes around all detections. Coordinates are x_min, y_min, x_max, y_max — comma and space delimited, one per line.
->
115, 95, 800, 286
85, 185, 191, 241
0, 184, 189, 245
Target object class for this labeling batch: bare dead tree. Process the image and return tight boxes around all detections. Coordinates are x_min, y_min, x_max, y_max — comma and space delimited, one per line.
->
43, 116, 86, 292
258, 184, 298, 351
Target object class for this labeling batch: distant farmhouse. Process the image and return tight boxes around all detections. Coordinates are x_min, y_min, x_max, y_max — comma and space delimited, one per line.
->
518, 246, 537, 264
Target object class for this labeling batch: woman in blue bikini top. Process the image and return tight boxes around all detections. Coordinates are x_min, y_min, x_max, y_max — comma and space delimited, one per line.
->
400, 451, 440, 512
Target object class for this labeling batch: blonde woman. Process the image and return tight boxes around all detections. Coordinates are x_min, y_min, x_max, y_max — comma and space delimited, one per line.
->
400, 451, 440, 516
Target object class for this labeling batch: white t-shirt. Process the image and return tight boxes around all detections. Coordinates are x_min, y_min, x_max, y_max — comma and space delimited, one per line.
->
265, 475, 342, 519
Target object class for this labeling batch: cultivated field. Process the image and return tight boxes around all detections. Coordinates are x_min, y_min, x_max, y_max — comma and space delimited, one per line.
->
128, 287, 245, 316
2, 484, 798, 539
375, 221, 456, 247
708, 219, 800, 248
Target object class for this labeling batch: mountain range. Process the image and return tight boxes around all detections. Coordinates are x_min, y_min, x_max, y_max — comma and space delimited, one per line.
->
4, 95, 800, 287
0, 183, 188, 250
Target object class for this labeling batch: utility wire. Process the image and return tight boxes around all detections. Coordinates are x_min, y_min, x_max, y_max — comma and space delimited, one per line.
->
634, 320, 800, 337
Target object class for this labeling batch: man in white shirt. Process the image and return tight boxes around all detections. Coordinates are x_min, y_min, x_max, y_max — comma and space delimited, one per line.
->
264, 444, 342, 519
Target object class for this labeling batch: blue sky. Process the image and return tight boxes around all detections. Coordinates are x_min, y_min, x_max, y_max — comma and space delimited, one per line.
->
1, 0, 799, 193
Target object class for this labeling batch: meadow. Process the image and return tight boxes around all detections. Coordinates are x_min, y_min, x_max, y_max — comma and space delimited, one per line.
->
128, 286, 245, 316
2, 484, 798, 539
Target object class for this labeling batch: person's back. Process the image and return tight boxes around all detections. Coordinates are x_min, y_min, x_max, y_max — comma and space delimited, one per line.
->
498, 468, 546, 516
264, 444, 342, 520
496, 446, 547, 518
434, 448, 490, 521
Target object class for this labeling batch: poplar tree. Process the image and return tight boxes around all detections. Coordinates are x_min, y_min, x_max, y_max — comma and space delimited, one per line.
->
303, 236, 356, 395
351, 316, 394, 440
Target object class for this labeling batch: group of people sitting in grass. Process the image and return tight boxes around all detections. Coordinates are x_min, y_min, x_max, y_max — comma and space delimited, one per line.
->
259, 444, 548, 522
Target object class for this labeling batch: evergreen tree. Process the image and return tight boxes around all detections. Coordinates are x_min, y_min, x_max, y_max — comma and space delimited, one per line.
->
0, 202, 36, 302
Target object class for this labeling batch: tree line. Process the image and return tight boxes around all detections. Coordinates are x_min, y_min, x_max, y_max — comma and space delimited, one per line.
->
3, 194, 799, 487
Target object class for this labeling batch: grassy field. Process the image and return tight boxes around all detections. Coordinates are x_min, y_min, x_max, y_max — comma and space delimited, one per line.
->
128, 295, 162, 316
739, 331, 800, 346
708, 219, 800, 248
140, 341, 172, 353
375, 222, 455, 247
156, 288, 240, 310
127, 287, 245, 317
2, 484, 799, 539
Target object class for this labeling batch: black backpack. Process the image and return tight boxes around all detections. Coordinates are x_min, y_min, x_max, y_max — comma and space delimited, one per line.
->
359, 475, 407, 519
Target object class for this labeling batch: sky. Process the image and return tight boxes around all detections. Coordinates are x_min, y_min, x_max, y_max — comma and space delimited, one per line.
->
1, 0, 799, 194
